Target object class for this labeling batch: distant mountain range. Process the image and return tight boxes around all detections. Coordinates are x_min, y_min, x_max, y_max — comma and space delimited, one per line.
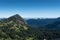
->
26, 17, 60, 28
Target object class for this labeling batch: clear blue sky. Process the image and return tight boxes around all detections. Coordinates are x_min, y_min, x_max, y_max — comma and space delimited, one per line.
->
0, 0, 60, 18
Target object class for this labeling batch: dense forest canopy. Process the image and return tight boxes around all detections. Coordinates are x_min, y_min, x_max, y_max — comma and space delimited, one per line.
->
0, 14, 60, 40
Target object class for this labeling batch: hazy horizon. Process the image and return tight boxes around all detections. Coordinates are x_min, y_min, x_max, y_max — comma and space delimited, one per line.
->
0, 0, 60, 18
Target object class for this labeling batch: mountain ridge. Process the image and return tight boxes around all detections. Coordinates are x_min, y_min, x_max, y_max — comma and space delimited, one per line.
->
0, 14, 29, 40
26, 17, 60, 28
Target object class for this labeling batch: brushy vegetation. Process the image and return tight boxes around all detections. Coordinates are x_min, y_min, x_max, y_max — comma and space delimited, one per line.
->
0, 14, 60, 40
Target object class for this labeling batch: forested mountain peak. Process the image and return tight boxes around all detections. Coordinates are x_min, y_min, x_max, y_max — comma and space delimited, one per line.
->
5, 14, 28, 29
0, 14, 29, 40
8, 14, 24, 21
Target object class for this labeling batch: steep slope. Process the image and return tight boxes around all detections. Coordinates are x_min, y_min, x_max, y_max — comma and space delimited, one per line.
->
0, 14, 32, 40
0, 14, 28, 30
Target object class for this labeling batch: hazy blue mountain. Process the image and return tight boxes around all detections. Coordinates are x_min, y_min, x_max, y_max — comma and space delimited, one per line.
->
0, 18, 4, 20
46, 19, 60, 29
26, 18, 60, 28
